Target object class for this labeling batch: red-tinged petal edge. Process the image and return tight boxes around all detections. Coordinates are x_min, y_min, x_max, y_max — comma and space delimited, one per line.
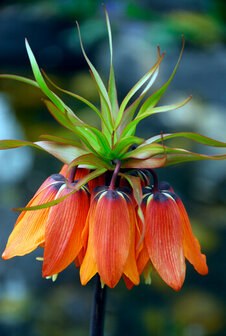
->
175, 196, 208, 275
42, 184, 90, 277
123, 197, 140, 286
145, 192, 186, 290
80, 216, 98, 285
2, 180, 63, 259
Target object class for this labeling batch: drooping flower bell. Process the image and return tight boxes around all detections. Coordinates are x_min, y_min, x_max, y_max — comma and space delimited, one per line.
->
80, 185, 139, 288
2, 167, 90, 279
141, 175, 208, 291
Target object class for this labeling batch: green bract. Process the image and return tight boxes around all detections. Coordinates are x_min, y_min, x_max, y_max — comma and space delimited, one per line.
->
1, 8, 226, 210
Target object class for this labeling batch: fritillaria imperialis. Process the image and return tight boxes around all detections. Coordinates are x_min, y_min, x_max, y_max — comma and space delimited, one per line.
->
1, 9, 226, 292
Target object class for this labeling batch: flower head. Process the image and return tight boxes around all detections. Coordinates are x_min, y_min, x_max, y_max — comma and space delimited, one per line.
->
1, 8, 225, 290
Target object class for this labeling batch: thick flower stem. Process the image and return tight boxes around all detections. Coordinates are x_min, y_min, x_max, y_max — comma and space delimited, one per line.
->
69, 166, 77, 183
89, 275, 107, 336
109, 160, 121, 190
149, 168, 159, 192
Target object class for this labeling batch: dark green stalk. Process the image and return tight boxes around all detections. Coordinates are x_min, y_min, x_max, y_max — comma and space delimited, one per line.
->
89, 275, 107, 336
149, 168, 159, 192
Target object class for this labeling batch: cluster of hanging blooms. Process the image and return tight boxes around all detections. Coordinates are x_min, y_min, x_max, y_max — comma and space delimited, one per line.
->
1, 8, 226, 290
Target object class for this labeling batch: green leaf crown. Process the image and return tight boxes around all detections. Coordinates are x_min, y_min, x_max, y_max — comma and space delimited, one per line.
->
0, 7, 226, 210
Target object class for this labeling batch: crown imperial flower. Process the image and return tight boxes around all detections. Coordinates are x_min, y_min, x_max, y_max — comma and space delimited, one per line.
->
1, 8, 226, 290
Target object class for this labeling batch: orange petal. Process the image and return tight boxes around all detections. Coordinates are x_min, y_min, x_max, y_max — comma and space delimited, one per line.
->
32, 174, 65, 199
59, 165, 89, 180
80, 222, 97, 285
59, 164, 69, 177
123, 241, 149, 289
75, 168, 90, 180
145, 192, 186, 291
175, 196, 208, 275
75, 248, 85, 268
88, 173, 106, 194
2, 180, 63, 259
123, 274, 134, 289
137, 245, 149, 275
91, 189, 131, 288
123, 199, 140, 286
42, 185, 90, 277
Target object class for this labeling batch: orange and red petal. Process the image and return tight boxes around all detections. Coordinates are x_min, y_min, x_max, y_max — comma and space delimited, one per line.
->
59, 164, 89, 180
90, 189, 131, 288
175, 196, 208, 275
33, 174, 65, 198
80, 230, 97, 285
88, 173, 106, 194
59, 164, 69, 177
42, 185, 90, 277
2, 180, 63, 259
123, 199, 140, 286
145, 193, 186, 291
75, 168, 90, 180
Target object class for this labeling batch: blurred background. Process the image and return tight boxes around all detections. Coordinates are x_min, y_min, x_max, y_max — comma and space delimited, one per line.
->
0, 0, 226, 335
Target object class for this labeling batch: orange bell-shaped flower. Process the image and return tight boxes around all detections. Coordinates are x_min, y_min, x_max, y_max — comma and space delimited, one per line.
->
42, 181, 90, 277
143, 183, 208, 291
2, 174, 65, 259
80, 186, 139, 288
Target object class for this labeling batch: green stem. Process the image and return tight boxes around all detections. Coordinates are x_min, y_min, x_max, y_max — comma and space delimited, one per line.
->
89, 275, 107, 336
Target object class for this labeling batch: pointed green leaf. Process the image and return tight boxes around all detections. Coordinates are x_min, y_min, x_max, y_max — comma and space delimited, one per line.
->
35, 141, 88, 164
108, 66, 118, 122
138, 36, 185, 115
122, 143, 165, 159
43, 99, 98, 153
165, 151, 226, 166
117, 49, 162, 137
103, 5, 119, 121
43, 99, 110, 155
68, 153, 112, 170
26, 40, 69, 113
111, 136, 144, 158
42, 99, 79, 133
121, 95, 191, 138
0, 74, 39, 88
114, 52, 165, 130
144, 132, 226, 147
120, 174, 143, 206
0, 139, 87, 164
0, 139, 40, 150
13, 168, 107, 211
89, 70, 113, 140
39, 135, 84, 148
138, 95, 192, 117
121, 156, 167, 169
76, 23, 113, 126
42, 69, 107, 126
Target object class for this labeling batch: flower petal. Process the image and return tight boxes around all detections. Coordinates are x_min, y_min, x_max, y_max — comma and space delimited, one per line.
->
145, 193, 185, 290
80, 225, 98, 285
123, 198, 140, 286
42, 185, 90, 277
91, 190, 131, 288
175, 196, 208, 275
2, 180, 63, 259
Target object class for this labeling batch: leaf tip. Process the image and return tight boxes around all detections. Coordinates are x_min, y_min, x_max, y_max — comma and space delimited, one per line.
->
102, 3, 107, 10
